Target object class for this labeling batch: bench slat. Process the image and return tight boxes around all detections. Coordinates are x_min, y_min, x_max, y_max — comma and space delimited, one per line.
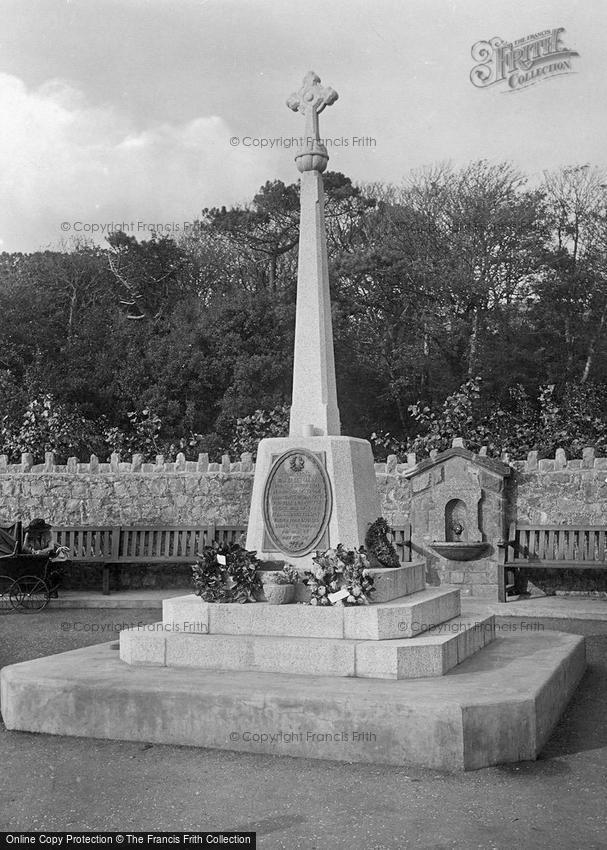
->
509, 524, 607, 565
509, 559, 606, 570
507, 525, 607, 569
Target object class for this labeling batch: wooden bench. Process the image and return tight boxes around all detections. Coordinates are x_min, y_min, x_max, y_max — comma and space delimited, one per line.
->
500, 523, 607, 602
54, 524, 246, 594
51, 522, 413, 595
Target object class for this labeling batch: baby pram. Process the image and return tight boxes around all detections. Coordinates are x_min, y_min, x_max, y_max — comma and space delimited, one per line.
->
0, 521, 69, 612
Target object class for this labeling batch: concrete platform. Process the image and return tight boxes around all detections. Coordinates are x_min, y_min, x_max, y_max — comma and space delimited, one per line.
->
119, 615, 495, 679
162, 587, 461, 641
0, 631, 584, 771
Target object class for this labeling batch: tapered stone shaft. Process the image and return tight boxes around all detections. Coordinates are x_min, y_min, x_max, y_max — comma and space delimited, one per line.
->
289, 169, 340, 436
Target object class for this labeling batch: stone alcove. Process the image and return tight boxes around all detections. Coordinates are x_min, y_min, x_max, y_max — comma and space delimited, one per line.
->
445, 498, 467, 540
405, 447, 511, 597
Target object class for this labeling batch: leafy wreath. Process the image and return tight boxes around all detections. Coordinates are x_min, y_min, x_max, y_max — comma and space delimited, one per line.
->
364, 517, 400, 568
192, 543, 262, 603
303, 544, 375, 606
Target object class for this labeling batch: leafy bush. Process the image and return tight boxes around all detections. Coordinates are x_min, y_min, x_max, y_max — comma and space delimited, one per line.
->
0, 394, 105, 463
228, 404, 290, 459
104, 408, 162, 460
373, 378, 607, 460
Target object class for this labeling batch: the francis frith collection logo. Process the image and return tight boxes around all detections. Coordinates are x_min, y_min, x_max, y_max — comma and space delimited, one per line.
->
470, 28, 579, 91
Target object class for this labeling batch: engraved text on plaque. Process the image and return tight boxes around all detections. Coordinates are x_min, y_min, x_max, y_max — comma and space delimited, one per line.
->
262, 449, 332, 556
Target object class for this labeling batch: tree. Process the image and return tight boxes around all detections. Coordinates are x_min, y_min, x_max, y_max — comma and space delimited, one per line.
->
404, 161, 547, 384
107, 230, 197, 322
197, 180, 300, 294
539, 165, 607, 383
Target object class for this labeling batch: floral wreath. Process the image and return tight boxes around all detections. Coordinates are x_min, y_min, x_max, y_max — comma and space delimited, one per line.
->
192, 543, 262, 603
303, 544, 375, 606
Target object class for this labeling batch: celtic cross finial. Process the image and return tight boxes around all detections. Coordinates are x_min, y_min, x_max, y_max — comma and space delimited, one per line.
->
286, 71, 338, 172
287, 72, 338, 130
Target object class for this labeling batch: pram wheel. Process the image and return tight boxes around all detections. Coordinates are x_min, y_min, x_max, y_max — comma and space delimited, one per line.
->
0, 574, 17, 613
10, 575, 51, 611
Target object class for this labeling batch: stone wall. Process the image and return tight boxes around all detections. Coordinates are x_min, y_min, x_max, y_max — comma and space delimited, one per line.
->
0, 451, 254, 527
0, 449, 418, 530
2, 445, 607, 596
509, 447, 607, 524
507, 447, 607, 596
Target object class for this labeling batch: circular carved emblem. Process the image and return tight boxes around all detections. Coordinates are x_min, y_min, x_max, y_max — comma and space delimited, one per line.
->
262, 448, 332, 556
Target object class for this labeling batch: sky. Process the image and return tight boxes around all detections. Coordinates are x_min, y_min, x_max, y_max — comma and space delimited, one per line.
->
0, 0, 603, 253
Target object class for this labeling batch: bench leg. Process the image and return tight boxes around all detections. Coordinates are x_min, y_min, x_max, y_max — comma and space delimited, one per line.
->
102, 565, 110, 596
498, 563, 507, 603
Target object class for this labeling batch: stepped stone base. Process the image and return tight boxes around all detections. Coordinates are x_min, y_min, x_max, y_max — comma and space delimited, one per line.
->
370, 562, 426, 603
0, 632, 585, 771
119, 615, 495, 679
161, 588, 461, 641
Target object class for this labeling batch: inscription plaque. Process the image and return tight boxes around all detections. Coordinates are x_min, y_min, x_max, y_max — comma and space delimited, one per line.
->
262, 448, 332, 556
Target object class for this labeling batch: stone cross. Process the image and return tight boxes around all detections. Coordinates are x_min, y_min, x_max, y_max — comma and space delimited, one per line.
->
287, 72, 338, 172
287, 71, 338, 140
286, 71, 341, 436
245, 72, 380, 564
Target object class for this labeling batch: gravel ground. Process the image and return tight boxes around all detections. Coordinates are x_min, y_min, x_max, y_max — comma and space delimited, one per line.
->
0, 607, 606, 849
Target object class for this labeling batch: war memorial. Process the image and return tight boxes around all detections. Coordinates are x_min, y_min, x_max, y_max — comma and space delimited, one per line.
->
0, 73, 586, 772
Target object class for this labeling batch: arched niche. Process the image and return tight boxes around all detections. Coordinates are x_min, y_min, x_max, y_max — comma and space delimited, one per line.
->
445, 498, 467, 540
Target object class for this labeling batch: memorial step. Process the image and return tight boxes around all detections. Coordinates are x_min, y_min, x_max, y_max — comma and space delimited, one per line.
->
162, 586, 461, 641
1, 633, 585, 771
119, 615, 495, 679
289, 561, 426, 605
370, 561, 426, 603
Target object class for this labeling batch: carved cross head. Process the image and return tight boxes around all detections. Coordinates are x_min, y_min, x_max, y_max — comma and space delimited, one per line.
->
286, 71, 338, 120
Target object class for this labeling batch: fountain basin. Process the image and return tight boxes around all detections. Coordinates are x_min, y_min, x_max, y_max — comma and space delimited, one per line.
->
431, 541, 491, 561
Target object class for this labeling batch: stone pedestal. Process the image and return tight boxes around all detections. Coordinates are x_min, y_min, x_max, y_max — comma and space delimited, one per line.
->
246, 435, 380, 569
